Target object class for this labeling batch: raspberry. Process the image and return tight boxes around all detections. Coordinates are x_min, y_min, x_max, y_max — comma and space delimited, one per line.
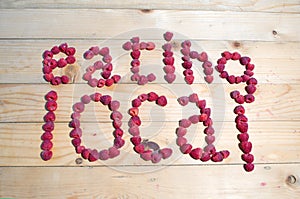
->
204, 144, 216, 154
179, 119, 192, 128
81, 95, 91, 104
90, 92, 102, 102
163, 31, 173, 41
215, 64, 225, 72
242, 153, 254, 163
105, 78, 114, 87
200, 152, 211, 162
162, 43, 172, 51
81, 149, 91, 160
163, 51, 173, 57
163, 57, 175, 65
247, 78, 258, 85
61, 75, 69, 84
147, 73, 156, 82
45, 100, 57, 112
128, 126, 140, 136
41, 131, 53, 140
41, 140, 53, 150
99, 149, 110, 160
103, 55, 112, 64
131, 37, 140, 43
237, 133, 249, 142
137, 75, 148, 85
128, 107, 139, 116
188, 93, 198, 103
184, 75, 194, 84
204, 126, 214, 135
203, 118, 213, 126
43, 50, 53, 59
204, 67, 213, 75
96, 79, 105, 88
205, 135, 215, 144
176, 127, 187, 137
211, 152, 224, 162
221, 51, 232, 60
159, 148, 173, 159
181, 48, 190, 56
130, 136, 142, 146
220, 71, 229, 78
235, 76, 243, 84
113, 128, 124, 138
44, 111, 56, 122
236, 122, 248, 133
100, 95, 112, 105
198, 52, 208, 62
227, 75, 236, 84
203, 61, 212, 68
66, 55, 76, 64
99, 47, 110, 56
44, 73, 54, 82
232, 52, 241, 60
182, 61, 192, 69
242, 75, 250, 82
57, 58, 67, 68
132, 98, 142, 107
189, 148, 202, 160
148, 92, 159, 101
111, 75, 121, 83
110, 111, 123, 120
183, 69, 193, 76
45, 91, 57, 101
131, 116, 141, 126
146, 42, 155, 50
43, 65, 52, 74
246, 63, 255, 71
244, 163, 254, 172
101, 70, 111, 79
71, 112, 81, 119
163, 65, 175, 74
51, 46, 60, 54
188, 115, 200, 124
73, 102, 85, 113
139, 42, 147, 50
51, 76, 62, 85
108, 100, 120, 111
239, 141, 252, 154
176, 137, 187, 146
137, 94, 148, 102
205, 75, 214, 83
75, 146, 85, 154
180, 144, 192, 154
83, 50, 94, 60
199, 114, 208, 122
245, 94, 255, 103
245, 85, 256, 94
239, 56, 251, 65
164, 73, 176, 83
235, 95, 245, 104
88, 149, 99, 162
132, 43, 140, 51
71, 138, 81, 147
114, 137, 125, 149
108, 147, 120, 158
177, 96, 189, 106
41, 150, 53, 161
189, 51, 199, 59
182, 40, 191, 48
134, 144, 145, 154
122, 41, 132, 51
82, 72, 92, 81
69, 128, 82, 138
234, 105, 245, 115
220, 150, 230, 159
156, 96, 167, 107
113, 119, 122, 129
235, 115, 248, 123
140, 150, 152, 161
217, 57, 227, 65
89, 46, 100, 55
151, 153, 162, 163
196, 100, 206, 109
131, 50, 141, 59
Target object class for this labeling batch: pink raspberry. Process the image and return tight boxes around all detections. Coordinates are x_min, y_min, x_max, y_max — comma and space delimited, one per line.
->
131, 116, 141, 126
180, 144, 193, 154
179, 119, 191, 128
113, 119, 122, 129
128, 107, 139, 116
160, 148, 173, 159
41, 131, 53, 140
41, 150, 53, 161
100, 95, 112, 105
230, 90, 240, 99
83, 50, 94, 60
73, 102, 85, 113
99, 149, 110, 160
140, 150, 152, 161
199, 113, 208, 122
188, 93, 198, 103
204, 144, 216, 154
232, 52, 241, 60
189, 51, 199, 59
205, 135, 215, 144
177, 96, 189, 106
204, 126, 215, 135
94, 61, 104, 69
184, 75, 194, 84
201, 108, 211, 117
163, 31, 173, 41
137, 75, 148, 85
51, 46, 60, 54
211, 152, 224, 162
198, 52, 208, 62
82, 72, 92, 81
242, 75, 250, 82
132, 43, 140, 51
138, 94, 148, 102
176, 137, 187, 146
109, 100, 120, 111
242, 153, 254, 163
237, 133, 249, 142
71, 138, 81, 147
113, 128, 124, 138
188, 115, 200, 124
89, 46, 100, 55
244, 163, 254, 172
234, 105, 245, 115
200, 152, 211, 162
245, 94, 255, 103
235, 95, 245, 104
45, 91, 57, 101
108, 147, 120, 158
134, 144, 145, 154
203, 61, 212, 68
203, 118, 213, 126
114, 137, 125, 149
88, 149, 99, 162
163, 65, 175, 74
61, 75, 69, 84
41, 140, 53, 150
130, 136, 142, 146
128, 126, 140, 136
111, 111, 123, 120
189, 148, 202, 160
131, 59, 140, 68
66, 55, 76, 64
131, 66, 139, 73
146, 42, 155, 50
45, 100, 57, 112
111, 75, 121, 83
181, 40, 191, 48
239, 56, 251, 65
217, 57, 227, 65
97, 79, 105, 88
176, 127, 187, 137
99, 47, 110, 56
69, 128, 82, 138
151, 152, 162, 163
148, 92, 159, 101
147, 73, 156, 82
81, 95, 91, 104
139, 42, 147, 50
205, 75, 214, 84
44, 111, 56, 122
215, 64, 225, 72
88, 78, 98, 87
71, 112, 81, 119
156, 96, 167, 107
90, 92, 102, 102
204, 67, 213, 75
162, 43, 172, 51
122, 41, 132, 51
131, 37, 140, 43
164, 73, 176, 83
244, 70, 254, 77
239, 141, 252, 154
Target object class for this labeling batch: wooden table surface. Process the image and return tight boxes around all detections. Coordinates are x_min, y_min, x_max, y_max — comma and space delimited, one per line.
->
0, 0, 300, 198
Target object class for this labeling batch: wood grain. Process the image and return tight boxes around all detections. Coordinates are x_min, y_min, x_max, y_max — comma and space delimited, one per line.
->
0, 9, 299, 41
0, 121, 299, 166
0, 165, 299, 199
1, 0, 300, 13
0, 40, 299, 84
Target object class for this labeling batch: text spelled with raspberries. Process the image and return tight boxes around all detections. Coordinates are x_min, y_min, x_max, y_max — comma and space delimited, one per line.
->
41, 31, 257, 172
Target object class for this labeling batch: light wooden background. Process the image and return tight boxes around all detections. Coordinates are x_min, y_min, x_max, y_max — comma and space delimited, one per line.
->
0, 0, 300, 198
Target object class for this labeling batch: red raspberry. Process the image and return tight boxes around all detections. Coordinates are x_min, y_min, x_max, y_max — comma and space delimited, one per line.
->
105, 78, 114, 87
176, 137, 187, 146
71, 138, 81, 147
235, 76, 243, 84
230, 90, 240, 99
205, 75, 214, 83
247, 78, 258, 85
75, 146, 85, 154
42, 122, 54, 132
131, 37, 140, 43
198, 52, 208, 62
61, 75, 69, 84
132, 98, 142, 107
205, 135, 215, 144
236, 122, 248, 133
182, 40, 191, 48
139, 42, 147, 50
66, 55, 76, 64
134, 144, 145, 154
217, 57, 227, 64
41, 131, 53, 140
111, 75, 121, 83
215, 64, 225, 72
182, 61, 192, 69
99, 149, 110, 160
156, 96, 167, 107
204, 126, 215, 135
220, 150, 230, 159
113, 119, 122, 129
242, 75, 250, 82
140, 150, 152, 161
164, 73, 176, 83
245, 94, 255, 103
131, 116, 141, 126
159, 148, 173, 159
245, 85, 256, 94
189, 51, 199, 59
188, 93, 198, 103
200, 152, 211, 162
246, 63, 255, 71
204, 144, 216, 154
59, 43, 68, 52
97, 79, 105, 88
43, 50, 53, 59
234, 105, 245, 115
83, 50, 94, 60
196, 100, 206, 109
163, 31, 173, 41
204, 67, 213, 75
69, 128, 82, 138
235, 95, 245, 104
94, 61, 104, 69
89, 46, 100, 55
221, 51, 232, 60
137, 75, 148, 85
43, 65, 52, 74
81, 95, 91, 104
244, 163, 254, 172
132, 43, 140, 51
138, 94, 148, 102
239, 141, 252, 154
203, 61, 212, 68
242, 153, 254, 163
128, 107, 139, 116
41, 140, 53, 150
73, 102, 85, 113
88, 149, 99, 162
220, 71, 229, 78
90, 92, 102, 102
41, 150, 53, 161
101, 70, 111, 79
183, 69, 193, 76
44, 111, 56, 122
189, 148, 202, 160
131, 50, 141, 59
146, 42, 155, 50
227, 75, 236, 84
148, 92, 159, 101
114, 137, 125, 149
44, 73, 54, 82
199, 114, 208, 122
51, 76, 62, 85
184, 75, 194, 84
180, 144, 192, 154
203, 118, 213, 126
57, 58, 67, 68
45, 91, 57, 101
239, 56, 251, 65
188, 115, 200, 124
110, 111, 123, 120
109, 100, 120, 111
211, 152, 224, 162
99, 47, 110, 56
177, 96, 189, 106
179, 119, 192, 128
131, 59, 140, 67
81, 149, 91, 160
163, 57, 175, 65
122, 41, 132, 51
100, 95, 112, 105
163, 43, 172, 51
244, 70, 254, 77
71, 112, 81, 119
45, 100, 57, 112
163, 51, 173, 57
151, 153, 162, 163
232, 52, 241, 60
51, 46, 60, 54
113, 128, 124, 138
237, 133, 249, 142
130, 136, 142, 146
82, 72, 92, 81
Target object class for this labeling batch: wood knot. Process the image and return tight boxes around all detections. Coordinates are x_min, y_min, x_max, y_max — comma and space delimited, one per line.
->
272, 30, 278, 35
286, 175, 297, 184
140, 9, 153, 13
75, 158, 83, 164
232, 41, 242, 48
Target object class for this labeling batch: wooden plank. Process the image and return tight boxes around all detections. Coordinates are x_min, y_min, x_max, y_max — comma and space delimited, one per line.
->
0, 40, 300, 84
0, 9, 300, 41
0, 164, 299, 198
0, 83, 299, 122
0, 0, 300, 13
0, 121, 299, 166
